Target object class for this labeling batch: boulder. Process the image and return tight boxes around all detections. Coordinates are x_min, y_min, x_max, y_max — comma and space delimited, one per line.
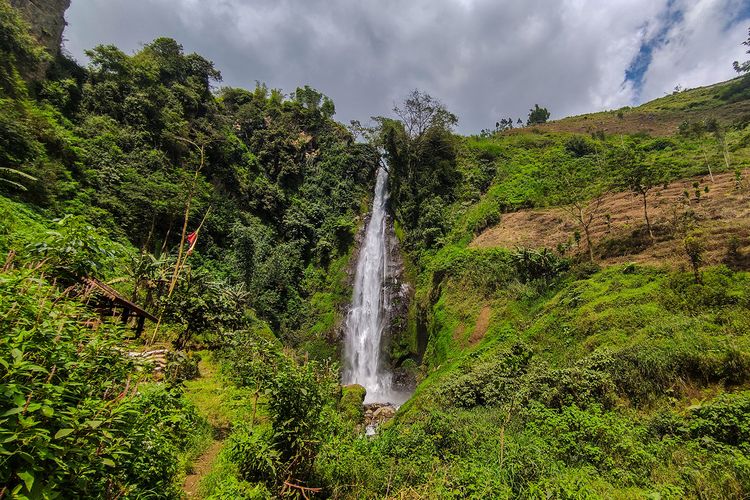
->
339, 384, 367, 423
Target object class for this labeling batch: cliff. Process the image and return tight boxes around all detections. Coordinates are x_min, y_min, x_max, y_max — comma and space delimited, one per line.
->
10, 0, 70, 56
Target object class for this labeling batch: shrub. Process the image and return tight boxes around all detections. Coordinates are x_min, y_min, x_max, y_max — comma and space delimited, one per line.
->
0, 269, 203, 498
28, 214, 124, 281
689, 391, 750, 448
339, 384, 366, 423
564, 135, 596, 157
224, 427, 281, 484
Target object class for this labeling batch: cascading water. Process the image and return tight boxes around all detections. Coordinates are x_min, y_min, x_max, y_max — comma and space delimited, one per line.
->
343, 166, 406, 404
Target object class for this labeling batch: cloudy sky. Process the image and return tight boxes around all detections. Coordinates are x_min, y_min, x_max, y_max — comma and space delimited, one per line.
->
63, 0, 750, 134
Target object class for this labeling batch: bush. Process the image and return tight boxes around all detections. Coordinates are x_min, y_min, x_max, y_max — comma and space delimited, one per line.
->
339, 384, 366, 423
564, 135, 596, 157
224, 427, 281, 484
689, 391, 750, 448
0, 269, 204, 498
28, 214, 124, 281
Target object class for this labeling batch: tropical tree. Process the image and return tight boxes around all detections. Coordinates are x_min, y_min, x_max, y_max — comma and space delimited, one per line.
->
733, 26, 750, 74
612, 146, 665, 241
527, 104, 550, 125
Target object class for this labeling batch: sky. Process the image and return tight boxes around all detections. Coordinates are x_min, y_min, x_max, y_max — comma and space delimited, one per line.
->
62, 0, 750, 134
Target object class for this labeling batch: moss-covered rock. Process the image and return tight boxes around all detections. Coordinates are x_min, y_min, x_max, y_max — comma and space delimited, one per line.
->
339, 384, 366, 423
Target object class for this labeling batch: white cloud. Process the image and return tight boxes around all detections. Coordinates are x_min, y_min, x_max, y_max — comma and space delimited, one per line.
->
63, 0, 749, 133
640, 0, 749, 101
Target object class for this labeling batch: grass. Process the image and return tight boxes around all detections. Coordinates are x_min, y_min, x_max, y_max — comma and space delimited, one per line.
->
502, 76, 750, 137
181, 350, 268, 498
350, 256, 750, 498
0, 194, 49, 255
183, 351, 247, 429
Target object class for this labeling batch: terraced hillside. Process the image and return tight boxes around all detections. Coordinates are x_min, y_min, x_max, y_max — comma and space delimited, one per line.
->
472, 168, 750, 268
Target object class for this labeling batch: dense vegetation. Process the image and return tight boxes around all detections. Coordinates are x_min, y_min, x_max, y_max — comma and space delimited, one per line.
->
3, 0, 750, 496
0, 1, 374, 496
354, 44, 750, 497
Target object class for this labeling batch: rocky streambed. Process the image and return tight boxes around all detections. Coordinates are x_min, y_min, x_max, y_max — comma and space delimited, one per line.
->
363, 402, 399, 436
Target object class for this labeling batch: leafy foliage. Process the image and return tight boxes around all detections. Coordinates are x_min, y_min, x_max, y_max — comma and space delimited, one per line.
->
0, 269, 208, 498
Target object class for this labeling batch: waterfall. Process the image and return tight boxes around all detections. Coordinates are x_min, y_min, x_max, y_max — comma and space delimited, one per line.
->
343, 166, 404, 404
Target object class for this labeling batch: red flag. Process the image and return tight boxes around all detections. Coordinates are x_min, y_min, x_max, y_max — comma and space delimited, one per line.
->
186, 231, 198, 255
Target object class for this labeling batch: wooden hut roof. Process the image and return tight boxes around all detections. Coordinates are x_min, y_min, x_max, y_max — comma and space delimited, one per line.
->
82, 277, 157, 322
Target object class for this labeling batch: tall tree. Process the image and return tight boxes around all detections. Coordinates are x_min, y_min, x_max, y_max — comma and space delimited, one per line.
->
527, 104, 550, 125
393, 89, 457, 139
733, 26, 750, 74
378, 90, 459, 250
613, 146, 665, 241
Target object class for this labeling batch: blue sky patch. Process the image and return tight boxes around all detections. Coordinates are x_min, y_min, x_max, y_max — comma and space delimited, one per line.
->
625, 1, 684, 99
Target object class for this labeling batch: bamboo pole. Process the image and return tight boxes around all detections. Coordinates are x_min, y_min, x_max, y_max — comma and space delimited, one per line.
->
168, 140, 205, 298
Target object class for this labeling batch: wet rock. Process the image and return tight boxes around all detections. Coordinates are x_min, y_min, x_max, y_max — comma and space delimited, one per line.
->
373, 405, 396, 420
363, 402, 399, 434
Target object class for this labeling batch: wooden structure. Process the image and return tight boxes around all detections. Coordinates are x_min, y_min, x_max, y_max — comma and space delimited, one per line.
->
82, 277, 157, 337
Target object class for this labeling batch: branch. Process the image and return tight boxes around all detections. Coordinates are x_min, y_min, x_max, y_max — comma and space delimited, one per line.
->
283, 481, 322, 500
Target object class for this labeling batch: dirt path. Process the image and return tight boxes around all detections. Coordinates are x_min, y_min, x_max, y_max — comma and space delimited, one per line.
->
471, 170, 750, 268
470, 305, 491, 345
183, 438, 223, 498
181, 353, 233, 499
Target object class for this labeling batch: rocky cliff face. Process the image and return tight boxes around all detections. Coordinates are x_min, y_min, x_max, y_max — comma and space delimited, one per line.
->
10, 0, 70, 56
382, 212, 416, 391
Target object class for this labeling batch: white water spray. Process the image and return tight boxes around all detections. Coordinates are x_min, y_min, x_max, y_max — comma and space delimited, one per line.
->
343, 166, 405, 404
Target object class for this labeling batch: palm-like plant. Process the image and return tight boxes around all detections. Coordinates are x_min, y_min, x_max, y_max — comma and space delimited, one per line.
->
0, 166, 36, 191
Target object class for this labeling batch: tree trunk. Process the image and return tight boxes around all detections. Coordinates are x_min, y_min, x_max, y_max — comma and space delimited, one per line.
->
642, 191, 654, 241
251, 390, 259, 429
701, 148, 713, 182
722, 147, 731, 171
584, 225, 594, 262
692, 264, 702, 284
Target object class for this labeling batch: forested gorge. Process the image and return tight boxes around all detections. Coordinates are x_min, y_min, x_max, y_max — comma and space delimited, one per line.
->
4, 0, 750, 497
1, 1, 379, 496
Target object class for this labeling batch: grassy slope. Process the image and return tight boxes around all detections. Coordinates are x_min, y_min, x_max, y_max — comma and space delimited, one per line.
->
515, 76, 750, 137
376, 77, 750, 498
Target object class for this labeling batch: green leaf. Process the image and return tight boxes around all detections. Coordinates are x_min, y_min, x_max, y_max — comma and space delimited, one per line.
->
1, 407, 23, 417
101, 458, 115, 467
41, 407, 54, 418
17, 470, 34, 492
85, 420, 103, 429
54, 428, 74, 439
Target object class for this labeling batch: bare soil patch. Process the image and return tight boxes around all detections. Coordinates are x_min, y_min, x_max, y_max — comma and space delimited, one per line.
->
471, 170, 750, 269
470, 306, 491, 345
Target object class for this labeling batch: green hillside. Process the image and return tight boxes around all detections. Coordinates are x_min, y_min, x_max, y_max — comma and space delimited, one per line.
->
516, 76, 750, 137
2, 0, 750, 497
361, 74, 750, 497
